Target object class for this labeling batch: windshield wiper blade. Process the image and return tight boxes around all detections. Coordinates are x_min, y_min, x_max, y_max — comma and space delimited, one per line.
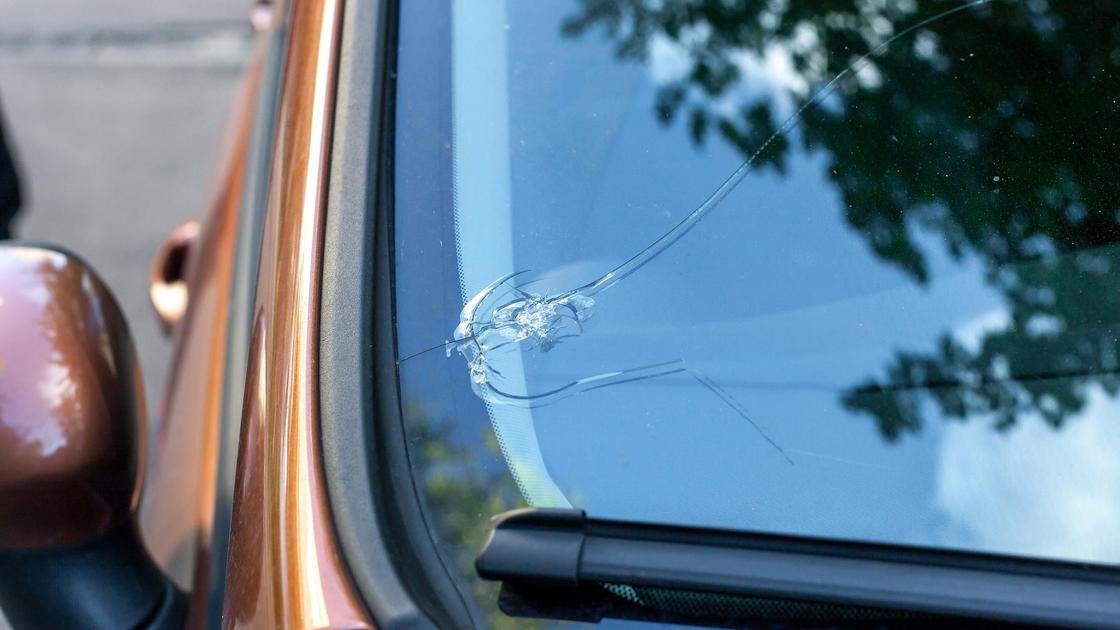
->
476, 509, 1120, 628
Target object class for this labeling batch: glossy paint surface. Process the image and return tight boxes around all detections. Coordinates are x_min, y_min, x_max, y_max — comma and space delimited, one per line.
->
0, 244, 143, 549
222, 0, 371, 625
139, 51, 258, 596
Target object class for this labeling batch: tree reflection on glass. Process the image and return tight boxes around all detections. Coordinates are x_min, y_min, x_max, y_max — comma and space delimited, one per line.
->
402, 401, 544, 629
563, 0, 1120, 440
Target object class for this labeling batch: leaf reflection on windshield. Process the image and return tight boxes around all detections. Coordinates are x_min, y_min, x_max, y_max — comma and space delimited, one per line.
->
556, 0, 1120, 444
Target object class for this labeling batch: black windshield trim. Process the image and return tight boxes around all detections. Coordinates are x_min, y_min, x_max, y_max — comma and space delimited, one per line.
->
319, 0, 471, 627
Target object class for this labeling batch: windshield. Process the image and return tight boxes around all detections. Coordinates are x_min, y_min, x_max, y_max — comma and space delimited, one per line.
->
393, 0, 1120, 624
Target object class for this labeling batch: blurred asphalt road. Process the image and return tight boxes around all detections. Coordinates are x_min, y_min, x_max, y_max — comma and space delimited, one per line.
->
0, 6, 251, 625
0, 1, 253, 426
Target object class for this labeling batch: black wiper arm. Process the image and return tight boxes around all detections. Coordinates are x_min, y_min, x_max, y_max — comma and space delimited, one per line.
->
476, 508, 1120, 628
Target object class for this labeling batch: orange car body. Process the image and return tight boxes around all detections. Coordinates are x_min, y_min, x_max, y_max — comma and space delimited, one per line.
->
138, 0, 370, 626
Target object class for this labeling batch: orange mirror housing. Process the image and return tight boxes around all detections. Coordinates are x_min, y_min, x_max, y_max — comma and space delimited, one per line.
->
0, 243, 183, 629
0, 243, 144, 549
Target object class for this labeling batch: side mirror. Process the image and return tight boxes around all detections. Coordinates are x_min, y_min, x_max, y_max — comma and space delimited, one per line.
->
0, 243, 183, 629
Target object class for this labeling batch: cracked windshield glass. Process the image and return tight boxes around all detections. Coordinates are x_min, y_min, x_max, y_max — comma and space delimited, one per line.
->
393, 0, 1119, 620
